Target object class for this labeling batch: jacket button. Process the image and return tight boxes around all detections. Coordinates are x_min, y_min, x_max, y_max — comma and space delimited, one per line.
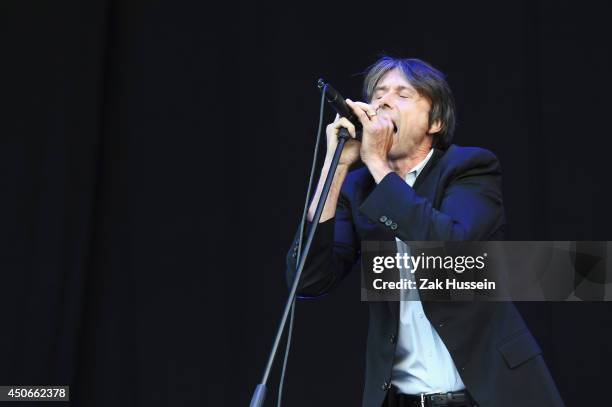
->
390, 334, 396, 344
381, 381, 390, 391
292, 252, 297, 258
390, 223, 398, 230
385, 220, 393, 226
379, 215, 388, 223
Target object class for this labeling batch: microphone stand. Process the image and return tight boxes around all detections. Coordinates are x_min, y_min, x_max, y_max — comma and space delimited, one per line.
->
249, 128, 351, 407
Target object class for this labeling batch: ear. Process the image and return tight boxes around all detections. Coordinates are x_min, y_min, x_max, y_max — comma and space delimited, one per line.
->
427, 119, 442, 135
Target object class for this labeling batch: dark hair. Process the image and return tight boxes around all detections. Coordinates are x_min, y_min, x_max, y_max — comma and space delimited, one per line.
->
363, 56, 456, 149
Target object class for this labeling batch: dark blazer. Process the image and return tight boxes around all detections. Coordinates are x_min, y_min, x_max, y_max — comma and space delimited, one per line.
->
286, 145, 564, 407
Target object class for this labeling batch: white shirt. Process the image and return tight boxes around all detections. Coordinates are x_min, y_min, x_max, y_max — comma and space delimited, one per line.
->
391, 148, 466, 395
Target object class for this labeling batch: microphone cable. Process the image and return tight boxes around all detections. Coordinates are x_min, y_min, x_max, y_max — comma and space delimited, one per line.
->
276, 85, 328, 407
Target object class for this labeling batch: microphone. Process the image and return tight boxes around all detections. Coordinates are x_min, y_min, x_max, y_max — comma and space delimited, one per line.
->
317, 78, 363, 141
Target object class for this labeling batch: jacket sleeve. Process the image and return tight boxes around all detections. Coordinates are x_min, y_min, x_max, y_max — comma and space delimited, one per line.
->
359, 149, 505, 241
285, 190, 359, 298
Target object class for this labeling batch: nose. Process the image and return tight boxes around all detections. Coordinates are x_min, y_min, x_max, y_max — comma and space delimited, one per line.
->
372, 94, 392, 111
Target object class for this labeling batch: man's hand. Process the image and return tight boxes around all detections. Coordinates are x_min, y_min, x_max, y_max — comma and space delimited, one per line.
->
306, 113, 360, 223
325, 114, 360, 167
307, 99, 394, 224
346, 99, 393, 183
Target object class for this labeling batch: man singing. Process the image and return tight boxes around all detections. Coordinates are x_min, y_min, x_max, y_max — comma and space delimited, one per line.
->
286, 57, 564, 407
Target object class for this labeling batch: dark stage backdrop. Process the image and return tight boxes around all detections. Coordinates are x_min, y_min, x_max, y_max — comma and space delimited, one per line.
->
1, 1, 611, 406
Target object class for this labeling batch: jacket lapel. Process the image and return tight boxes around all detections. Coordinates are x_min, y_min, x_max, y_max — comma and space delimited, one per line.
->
413, 147, 444, 193
385, 147, 447, 315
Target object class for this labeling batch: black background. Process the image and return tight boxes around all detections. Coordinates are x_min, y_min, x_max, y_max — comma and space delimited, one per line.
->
1, 1, 611, 406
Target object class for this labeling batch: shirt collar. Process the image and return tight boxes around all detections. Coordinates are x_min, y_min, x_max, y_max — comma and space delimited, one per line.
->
405, 148, 435, 182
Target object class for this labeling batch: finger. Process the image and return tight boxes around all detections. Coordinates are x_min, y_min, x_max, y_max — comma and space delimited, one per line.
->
346, 99, 372, 126
333, 117, 356, 138
327, 113, 344, 138
377, 116, 394, 134
349, 100, 378, 117
326, 122, 338, 137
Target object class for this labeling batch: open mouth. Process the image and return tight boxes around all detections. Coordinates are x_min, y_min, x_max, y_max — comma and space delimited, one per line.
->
392, 121, 398, 134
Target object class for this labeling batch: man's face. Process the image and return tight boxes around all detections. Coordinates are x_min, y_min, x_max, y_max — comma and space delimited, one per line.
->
370, 68, 439, 159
